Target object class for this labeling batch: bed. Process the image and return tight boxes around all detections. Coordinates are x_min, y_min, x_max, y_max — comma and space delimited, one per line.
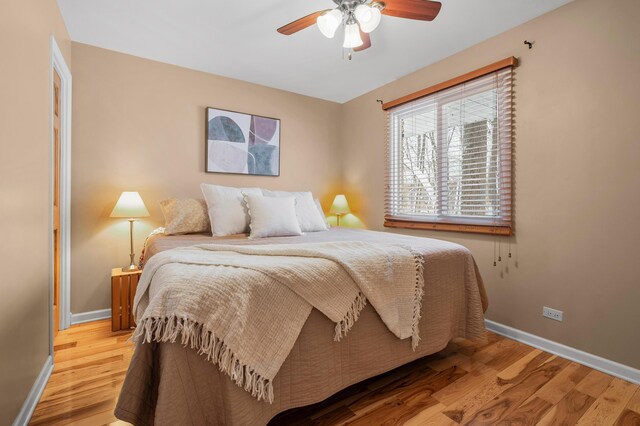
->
115, 227, 488, 426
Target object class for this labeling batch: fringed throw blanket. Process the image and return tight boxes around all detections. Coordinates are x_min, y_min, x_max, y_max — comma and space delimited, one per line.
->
132, 241, 424, 403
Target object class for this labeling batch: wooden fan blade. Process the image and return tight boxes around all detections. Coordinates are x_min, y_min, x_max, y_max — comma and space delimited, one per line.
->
353, 27, 372, 52
378, 0, 441, 21
277, 10, 331, 35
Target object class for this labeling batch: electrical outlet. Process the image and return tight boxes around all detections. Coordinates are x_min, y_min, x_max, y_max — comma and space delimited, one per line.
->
543, 306, 563, 322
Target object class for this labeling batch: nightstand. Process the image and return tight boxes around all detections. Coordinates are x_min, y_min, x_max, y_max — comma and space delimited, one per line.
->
111, 268, 141, 332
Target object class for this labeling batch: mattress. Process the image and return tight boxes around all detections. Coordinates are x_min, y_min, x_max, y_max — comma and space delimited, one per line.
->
115, 227, 487, 425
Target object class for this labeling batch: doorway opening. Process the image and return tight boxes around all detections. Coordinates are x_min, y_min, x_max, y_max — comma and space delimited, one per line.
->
51, 37, 72, 350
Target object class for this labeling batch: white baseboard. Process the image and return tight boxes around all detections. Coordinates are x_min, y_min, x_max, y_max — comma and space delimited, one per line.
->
70, 308, 111, 325
12, 355, 53, 426
485, 319, 640, 385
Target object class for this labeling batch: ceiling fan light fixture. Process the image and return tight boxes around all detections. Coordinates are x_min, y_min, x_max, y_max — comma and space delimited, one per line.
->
354, 4, 381, 33
343, 22, 363, 48
317, 9, 342, 38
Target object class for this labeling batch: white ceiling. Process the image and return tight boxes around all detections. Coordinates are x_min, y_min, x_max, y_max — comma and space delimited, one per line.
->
57, 0, 571, 103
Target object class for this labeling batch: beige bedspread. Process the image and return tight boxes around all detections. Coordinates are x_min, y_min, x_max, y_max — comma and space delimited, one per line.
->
115, 228, 487, 426
134, 241, 425, 403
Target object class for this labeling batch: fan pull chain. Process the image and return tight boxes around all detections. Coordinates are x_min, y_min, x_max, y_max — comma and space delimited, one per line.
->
498, 239, 502, 262
341, 48, 353, 61
508, 237, 512, 258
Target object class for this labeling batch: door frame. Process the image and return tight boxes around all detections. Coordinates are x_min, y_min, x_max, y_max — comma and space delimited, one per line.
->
50, 36, 72, 351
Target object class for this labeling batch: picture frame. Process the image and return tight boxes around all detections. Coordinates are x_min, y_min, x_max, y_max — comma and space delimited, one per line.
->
205, 107, 281, 176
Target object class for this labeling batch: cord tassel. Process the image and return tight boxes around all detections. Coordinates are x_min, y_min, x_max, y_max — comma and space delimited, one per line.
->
493, 238, 497, 267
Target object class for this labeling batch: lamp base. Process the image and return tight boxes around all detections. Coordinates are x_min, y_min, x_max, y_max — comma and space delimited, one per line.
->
121, 253, 139, 273
121, 264, 140, 273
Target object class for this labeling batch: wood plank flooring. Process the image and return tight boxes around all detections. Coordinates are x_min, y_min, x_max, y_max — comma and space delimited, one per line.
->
30, 320, 133, 426
31, 320, 639, 425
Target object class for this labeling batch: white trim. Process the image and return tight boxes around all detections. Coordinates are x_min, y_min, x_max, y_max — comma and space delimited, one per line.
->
12, 356, 53, 426
70, 309, 112, 325
50, 36, 72, 334
485, 319, 640, 385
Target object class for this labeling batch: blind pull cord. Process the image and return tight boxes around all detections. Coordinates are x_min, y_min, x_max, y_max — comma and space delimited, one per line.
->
493, 238, 497, 267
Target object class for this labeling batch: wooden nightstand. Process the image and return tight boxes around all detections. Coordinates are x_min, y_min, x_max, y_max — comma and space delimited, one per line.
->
111, 268, 142, 331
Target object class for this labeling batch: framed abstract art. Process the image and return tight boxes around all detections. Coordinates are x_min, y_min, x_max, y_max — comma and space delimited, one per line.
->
205, 107, 280, 176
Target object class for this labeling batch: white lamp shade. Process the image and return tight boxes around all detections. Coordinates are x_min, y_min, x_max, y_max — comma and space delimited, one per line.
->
330, 194, 351, 215
343, 23, 363, 48
110, 191, 150, 218
355, 4, 381, 33
317, 9, 342, 38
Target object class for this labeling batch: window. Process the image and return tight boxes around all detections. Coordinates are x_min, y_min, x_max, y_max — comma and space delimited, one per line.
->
384, 60, 514, 235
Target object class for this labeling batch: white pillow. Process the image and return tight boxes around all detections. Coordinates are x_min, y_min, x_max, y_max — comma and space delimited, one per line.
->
261, 189, 329, 232
314, 198, 330, 229
200, 183, 262, 236
245, 194, 303, 238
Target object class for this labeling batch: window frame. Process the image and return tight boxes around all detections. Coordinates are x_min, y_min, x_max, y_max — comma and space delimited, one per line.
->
383, 58, 516, 236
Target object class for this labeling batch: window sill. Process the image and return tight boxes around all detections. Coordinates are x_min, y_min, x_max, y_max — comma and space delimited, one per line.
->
384, 219, 512, 236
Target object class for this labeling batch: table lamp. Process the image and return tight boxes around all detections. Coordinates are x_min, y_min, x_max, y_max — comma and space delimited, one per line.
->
110, 191, 150, 272
330, 194, 351, 226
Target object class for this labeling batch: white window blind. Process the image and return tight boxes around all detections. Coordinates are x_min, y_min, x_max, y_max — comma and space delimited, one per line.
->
385, 67, 513, 232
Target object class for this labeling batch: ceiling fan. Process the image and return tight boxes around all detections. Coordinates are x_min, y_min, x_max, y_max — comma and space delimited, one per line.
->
277, 0, 442, 53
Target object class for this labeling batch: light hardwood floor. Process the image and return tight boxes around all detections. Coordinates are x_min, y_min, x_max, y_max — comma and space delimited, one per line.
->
31, 320, 640, 425
30, 320, 133, 425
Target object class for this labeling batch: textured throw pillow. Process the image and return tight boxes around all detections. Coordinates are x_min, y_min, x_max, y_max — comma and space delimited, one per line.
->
261, 189, 329, 232
245, 193, 303, 238
159, 199, 211, 235
200, 184, 262, 236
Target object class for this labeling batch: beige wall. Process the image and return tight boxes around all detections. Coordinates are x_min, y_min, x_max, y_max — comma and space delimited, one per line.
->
341, 0, 640, 369
0, 0, 71, 423
70, 43, 342, 314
